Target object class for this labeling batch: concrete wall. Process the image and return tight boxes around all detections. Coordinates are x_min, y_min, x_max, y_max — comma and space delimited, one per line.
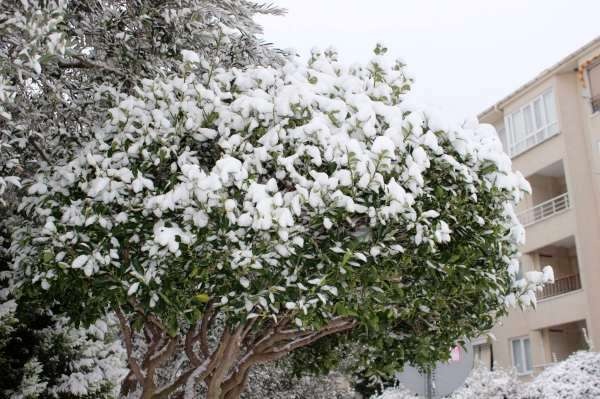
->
555, 70, 600, 350
476, 40, 600, 376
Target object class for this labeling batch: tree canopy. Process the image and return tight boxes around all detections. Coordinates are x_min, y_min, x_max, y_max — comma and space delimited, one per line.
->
1, 2, 553, 398
11, 43, 551, 397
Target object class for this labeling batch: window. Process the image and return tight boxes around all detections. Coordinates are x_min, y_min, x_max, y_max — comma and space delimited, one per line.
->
511, 336, 533, 374
504, 89, 559, 156
589, 60, 600, 113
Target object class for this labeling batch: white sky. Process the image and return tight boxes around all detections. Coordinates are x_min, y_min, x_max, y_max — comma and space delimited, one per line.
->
257, 0, 600, 123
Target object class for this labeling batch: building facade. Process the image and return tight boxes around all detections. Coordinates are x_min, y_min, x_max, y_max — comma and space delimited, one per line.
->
475, 36, 600, 377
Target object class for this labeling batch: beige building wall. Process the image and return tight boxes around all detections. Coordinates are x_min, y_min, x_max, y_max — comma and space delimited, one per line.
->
476, 36, 600, 377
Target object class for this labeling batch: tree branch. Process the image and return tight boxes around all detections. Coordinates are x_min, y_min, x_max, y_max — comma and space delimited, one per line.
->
115, 307, 145, 383
198, 302, 216, 358
57, 55, 127, 77
27, 136, 51, 165
185, 323, 202, 367
152, 323, 234, 399
221, 317, 357, 395
128, 297, 166, 331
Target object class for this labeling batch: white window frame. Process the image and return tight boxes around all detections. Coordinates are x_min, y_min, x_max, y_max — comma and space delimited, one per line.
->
510, 336, 533, 375
503, 88, 559, 157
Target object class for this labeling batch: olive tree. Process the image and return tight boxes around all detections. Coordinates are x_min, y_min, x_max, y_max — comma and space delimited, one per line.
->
1, 1, 283, 397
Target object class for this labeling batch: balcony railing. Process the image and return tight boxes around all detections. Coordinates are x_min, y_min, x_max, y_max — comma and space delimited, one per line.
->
518, 192, 570, 227
539, 273, 581, 300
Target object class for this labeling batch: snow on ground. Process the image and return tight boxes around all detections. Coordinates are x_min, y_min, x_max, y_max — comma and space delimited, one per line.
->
378, 350, 600, 399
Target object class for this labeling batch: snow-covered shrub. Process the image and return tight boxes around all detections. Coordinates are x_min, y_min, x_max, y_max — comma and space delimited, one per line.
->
10, 40, 549, 398
377, 385, 419, 399
11, 358, 48, 399
1, 212, 126, 398
378, 365, 519, 399
523, 351, 600, 399
1, 316, 127, 399
46, 317, 128, 398
450, 365, 520, 399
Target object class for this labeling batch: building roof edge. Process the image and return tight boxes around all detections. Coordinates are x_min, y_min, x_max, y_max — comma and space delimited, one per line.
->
478, 36, 600, 121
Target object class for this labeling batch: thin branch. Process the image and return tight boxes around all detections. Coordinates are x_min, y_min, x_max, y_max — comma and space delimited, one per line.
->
275, 319, 356, 353
185, 323, 202, 366
148, 337, 177, 369
241, 316, 258, 339
142, 324, 163, 368
151, 358, 211, 399
115, 307, 145, 382
57, 55, 127, 77
128, 297, 166, 331
27, 136, 51, 164
198, 302, 216, 358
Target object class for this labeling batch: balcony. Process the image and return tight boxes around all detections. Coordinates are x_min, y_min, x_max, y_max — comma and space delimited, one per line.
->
538, 273, 581, 300
539, 320, 589, 365
518, 161, 570, 227
518, 192, 570, 227
527, 236, 582, 301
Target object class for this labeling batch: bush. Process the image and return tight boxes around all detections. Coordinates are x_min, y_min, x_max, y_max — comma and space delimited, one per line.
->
378, 364, 519, 399
523, 351, 600, 399
450, 365, 520, 399
380, 351, 600, 399
0, 313, 127, 399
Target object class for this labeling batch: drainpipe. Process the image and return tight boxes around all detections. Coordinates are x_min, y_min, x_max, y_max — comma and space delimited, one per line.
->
490, 342, 494, 371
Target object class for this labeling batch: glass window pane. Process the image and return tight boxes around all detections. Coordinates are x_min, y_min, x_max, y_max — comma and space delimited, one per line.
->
544, 91, 557, 124
512, 339, 524, 373
523, 105, 534, 134
524, 338, 533, 372
533, 98, 544, 129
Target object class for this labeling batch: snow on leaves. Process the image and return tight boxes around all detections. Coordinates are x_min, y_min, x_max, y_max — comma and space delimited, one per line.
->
14, 45, 539, 339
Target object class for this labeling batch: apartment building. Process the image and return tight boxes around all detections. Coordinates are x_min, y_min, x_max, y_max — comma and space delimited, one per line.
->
474, 36, 600, 377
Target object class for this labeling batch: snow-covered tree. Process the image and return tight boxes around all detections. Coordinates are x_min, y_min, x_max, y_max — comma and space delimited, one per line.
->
0, 0, 284, 206
1, 1, 283, 397
0, 312, 127, 399
10, 37, 552, 399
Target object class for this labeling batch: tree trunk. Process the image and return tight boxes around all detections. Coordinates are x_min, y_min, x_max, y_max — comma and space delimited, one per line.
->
115, 305, 356, 399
